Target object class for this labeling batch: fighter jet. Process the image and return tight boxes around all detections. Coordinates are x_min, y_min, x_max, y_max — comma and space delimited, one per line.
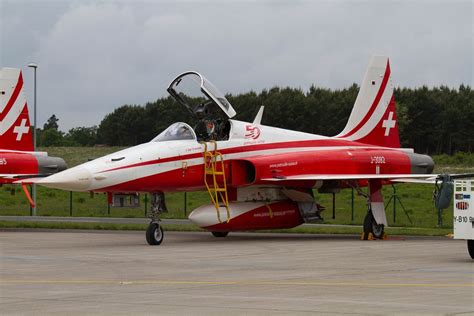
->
37, 56, 438, 245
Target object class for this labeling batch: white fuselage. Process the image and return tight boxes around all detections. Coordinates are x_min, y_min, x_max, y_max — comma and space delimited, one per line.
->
37, 119, 381, 192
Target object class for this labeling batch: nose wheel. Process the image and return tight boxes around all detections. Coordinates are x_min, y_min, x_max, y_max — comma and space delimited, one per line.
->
146, 222, 164, 245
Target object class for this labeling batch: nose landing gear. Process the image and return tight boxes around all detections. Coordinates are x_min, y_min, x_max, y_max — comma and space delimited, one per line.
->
146, 192, 167, 246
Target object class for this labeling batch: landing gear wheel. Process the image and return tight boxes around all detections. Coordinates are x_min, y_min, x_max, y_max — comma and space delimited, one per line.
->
363, 211, 385, 239
146, 222, 164, 245
211, 231, 229, 238
468, 240, 474, 259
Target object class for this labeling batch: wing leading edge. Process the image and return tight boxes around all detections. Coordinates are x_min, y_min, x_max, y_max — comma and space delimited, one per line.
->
262, 174, 438, 183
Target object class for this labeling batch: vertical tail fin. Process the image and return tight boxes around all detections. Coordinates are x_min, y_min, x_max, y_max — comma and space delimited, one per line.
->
337, 56, 400, 148
0, 68, 34, 151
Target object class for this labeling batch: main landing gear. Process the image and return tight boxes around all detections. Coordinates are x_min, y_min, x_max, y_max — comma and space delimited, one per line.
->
363, 210, 385, 240
146, 192, 167, 245
211, 231, 229, 237
349, 179, 386, 240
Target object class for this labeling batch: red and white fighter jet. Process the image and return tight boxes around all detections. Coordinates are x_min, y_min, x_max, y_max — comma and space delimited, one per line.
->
0, 68, 67, 205
37, 56, 435, 245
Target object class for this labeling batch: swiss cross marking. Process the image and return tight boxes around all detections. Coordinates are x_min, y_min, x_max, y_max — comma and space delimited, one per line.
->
13, 119, 29, 141
382, 111, 396, 136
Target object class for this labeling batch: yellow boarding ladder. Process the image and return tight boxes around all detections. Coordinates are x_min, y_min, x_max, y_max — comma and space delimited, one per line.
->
203, 141, 231, 223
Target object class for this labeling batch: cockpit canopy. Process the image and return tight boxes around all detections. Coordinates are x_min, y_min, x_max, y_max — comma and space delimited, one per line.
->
152, 122, 196, 142
167, 71, 236, 119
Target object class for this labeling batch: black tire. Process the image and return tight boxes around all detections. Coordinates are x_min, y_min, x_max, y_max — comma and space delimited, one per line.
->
211, 231, 229, 238
146, 222, 164, 245
363, 211, 385, 239
468, 240, 474, 259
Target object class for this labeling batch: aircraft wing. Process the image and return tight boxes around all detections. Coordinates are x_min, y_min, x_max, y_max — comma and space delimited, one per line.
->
390, 173, 474, 184
262, 174, 438, 183
390, 178, 438, 184
262, 173, 474, 184
0, 174, 50, 182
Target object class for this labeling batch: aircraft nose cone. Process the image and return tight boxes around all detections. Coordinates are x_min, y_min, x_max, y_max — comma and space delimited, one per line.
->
37, 167, 93, 191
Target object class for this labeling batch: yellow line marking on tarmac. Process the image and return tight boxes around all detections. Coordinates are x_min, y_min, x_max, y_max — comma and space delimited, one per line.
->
1, 280, 473, 288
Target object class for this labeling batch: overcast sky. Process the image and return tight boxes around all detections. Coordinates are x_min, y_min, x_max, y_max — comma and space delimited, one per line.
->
1, 0, 472, 131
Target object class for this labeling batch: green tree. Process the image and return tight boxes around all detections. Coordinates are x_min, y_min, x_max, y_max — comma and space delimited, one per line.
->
64, 126, 98, 146
40, 128, 64, 147
43, 114, 59, 130
97, 105, 149, 146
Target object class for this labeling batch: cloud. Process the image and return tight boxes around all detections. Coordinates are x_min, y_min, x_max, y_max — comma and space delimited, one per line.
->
1, 0, 472, 131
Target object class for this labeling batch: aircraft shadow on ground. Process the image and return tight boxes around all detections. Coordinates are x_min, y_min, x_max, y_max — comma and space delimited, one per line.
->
167, 232, 361, 245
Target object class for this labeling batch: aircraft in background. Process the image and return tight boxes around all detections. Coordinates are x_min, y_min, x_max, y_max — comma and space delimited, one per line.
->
35, 55, 445, 245
0, 68, 67, 205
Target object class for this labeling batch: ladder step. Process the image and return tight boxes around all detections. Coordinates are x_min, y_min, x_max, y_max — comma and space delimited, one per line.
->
205, 170, 224, 175
211, 188, 227, 192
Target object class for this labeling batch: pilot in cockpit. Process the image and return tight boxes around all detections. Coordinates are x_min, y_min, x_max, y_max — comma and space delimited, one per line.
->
205, 120, 215, 138
193, 116, 231, 142
195, 119, 216, 141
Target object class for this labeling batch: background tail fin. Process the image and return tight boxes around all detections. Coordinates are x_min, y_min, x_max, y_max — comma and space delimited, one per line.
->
337, 56, 400, 148
0, 68, 34, 151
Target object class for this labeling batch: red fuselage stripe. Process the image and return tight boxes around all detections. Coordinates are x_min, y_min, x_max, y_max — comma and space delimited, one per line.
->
338, 61, 391, 138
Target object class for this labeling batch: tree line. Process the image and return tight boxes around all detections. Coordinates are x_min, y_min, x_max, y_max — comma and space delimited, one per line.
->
38, 84, 473, 155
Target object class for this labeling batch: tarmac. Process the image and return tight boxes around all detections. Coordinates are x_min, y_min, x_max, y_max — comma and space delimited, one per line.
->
0, 215, 360, 228
1, 230, 473, 315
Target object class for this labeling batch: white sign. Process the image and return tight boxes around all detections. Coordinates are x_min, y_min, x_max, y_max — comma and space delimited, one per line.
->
453, 180, 474, 240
